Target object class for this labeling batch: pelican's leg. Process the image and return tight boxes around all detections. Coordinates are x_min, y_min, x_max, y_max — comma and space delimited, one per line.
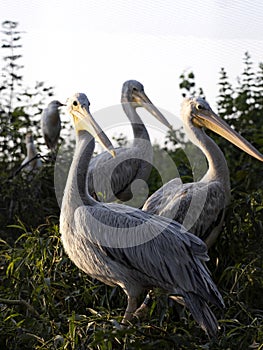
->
133, 290, 154, 319
121, 295, 138, 324
168, 295, 186, 322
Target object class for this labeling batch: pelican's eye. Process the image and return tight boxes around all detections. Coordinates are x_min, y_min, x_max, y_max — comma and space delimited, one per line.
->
73, 101, 78, 107
196, 104, 205, 110
132, 89, 141, 104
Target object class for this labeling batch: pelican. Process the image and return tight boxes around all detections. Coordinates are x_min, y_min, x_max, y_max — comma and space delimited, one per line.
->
143, 97, 263, 248
21, 132, 42, 171
41, 100, 64, 152
60, 92, 224, 338
87, 80, 172, 203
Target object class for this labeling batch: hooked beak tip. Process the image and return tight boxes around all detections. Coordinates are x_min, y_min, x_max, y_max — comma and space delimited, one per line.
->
110, 149, 116, 158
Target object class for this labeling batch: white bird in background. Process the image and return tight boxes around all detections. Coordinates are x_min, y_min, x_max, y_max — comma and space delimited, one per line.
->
60, 92, 224, 338
143, 97, 263, 248
41, 100, 64, 152
21, 132, 42, 171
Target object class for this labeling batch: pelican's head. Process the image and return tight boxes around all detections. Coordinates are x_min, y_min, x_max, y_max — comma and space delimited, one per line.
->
121, 80, 172, 129
181, 97, 263, 162
121, 80, 144, 104
66, 93, 116, 157
180, 98, 213, 125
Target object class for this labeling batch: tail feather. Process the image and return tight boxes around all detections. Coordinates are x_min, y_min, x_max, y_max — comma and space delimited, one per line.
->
183, 293, 219, 338
193, 261, 225, 309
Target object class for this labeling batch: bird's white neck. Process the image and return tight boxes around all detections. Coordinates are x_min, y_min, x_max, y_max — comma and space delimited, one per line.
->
186, 124, 231, 200
62, 130, 96, 216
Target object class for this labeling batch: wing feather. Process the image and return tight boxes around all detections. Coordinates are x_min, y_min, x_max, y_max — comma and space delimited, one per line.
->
41, 108, 61, 150
87, 147, 151, 202
143, 180, 226, 246
73, 203, 223, 308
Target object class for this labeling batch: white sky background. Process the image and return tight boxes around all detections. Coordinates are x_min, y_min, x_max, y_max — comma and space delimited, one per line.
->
1, 0, 263, 144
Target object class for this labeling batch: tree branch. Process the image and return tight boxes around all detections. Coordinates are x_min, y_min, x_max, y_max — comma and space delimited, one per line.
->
0, 297, 41, 319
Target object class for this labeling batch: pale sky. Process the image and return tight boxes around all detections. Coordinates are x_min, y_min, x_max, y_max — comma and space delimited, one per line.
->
1, 0, 263, 142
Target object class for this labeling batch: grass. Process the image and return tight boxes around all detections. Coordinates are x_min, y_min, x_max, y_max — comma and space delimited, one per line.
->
0, 208, 262, 349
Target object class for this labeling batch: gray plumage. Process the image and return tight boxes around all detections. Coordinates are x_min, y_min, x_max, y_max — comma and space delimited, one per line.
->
41, 100, 63, 152
60, 93, 224, 338
87, 80, 171, 203
143, 98, 263, 248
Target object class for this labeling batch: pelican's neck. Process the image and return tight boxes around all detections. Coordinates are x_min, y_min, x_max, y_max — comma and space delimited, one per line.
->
62, 130, 96, 215
187, 125, 231, 199
122, 102, 150, 141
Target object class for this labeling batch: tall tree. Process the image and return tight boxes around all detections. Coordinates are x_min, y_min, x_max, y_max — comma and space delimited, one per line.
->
0, 21, 62, 236
217, 67, 235, 119
0, 20, 54, 165
179, 70, 205, 98
234, 51, 257, 131
0, 20, 23, 115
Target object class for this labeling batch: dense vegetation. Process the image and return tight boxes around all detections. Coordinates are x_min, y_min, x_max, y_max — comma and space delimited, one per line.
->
0, 21, 262, 349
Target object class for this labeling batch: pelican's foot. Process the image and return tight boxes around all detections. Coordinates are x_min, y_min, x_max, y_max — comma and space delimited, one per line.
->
133, 292, 154, 320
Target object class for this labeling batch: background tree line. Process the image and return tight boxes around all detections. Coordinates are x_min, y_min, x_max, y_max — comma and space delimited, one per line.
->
0, 21, 262, 349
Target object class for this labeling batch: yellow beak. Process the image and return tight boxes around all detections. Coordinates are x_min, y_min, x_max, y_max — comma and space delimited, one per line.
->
193, 110, 263, 162
69, 101, 116, 158
133, 90, 172, 129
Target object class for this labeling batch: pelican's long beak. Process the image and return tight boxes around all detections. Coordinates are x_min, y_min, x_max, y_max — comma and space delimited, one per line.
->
193, 110, 263, 162
70, 103, 116, 158
133, 90, 172, 129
